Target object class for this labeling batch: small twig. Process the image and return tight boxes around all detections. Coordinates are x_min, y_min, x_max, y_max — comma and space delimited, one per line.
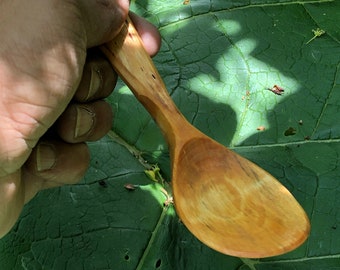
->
306, 28, 325, 44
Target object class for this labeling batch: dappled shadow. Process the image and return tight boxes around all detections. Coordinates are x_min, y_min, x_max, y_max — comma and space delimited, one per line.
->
130, 0, 340, 264
0, 139, 173, 269
2, 1, 339, 269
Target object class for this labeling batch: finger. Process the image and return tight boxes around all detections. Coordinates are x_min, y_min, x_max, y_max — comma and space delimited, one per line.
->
74, 49, 117, 102
0, 171, 24, 238
24, 140, 90, 202
129, 12, 162, 57
56, 101, 113, 143
80, 0, 130, 47
75, 13, 162, 103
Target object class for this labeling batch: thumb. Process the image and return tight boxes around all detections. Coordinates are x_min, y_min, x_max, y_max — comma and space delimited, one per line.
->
79, 0, 130, 48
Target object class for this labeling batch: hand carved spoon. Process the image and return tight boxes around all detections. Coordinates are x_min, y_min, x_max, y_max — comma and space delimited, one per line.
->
101, 17, 310, 258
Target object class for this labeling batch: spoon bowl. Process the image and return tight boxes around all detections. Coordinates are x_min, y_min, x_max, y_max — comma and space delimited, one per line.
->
173, 136, 308, 257
101, 17, 310, 258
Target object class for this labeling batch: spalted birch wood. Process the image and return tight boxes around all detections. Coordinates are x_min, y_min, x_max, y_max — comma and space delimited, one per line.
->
100, 17, 310, 258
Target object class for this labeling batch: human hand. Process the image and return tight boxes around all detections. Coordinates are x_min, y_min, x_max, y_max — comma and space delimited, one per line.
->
0, 0, 161, 238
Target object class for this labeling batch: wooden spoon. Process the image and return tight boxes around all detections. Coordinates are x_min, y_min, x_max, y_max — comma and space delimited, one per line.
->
101, 17, 310, 258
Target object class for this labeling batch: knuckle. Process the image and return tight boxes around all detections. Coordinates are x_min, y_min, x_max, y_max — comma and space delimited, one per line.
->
0, 132, 31, 177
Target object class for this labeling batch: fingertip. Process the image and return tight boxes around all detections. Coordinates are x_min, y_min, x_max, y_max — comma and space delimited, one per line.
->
57, 101, 113, 143
82, 0, 130, 47
75, 49, 117, 102
129, 13, 162, 57
0, 171, 24, 238
25, 141, 90, 189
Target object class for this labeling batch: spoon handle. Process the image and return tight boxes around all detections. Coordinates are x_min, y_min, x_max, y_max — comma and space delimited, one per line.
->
101, 17, 189, 147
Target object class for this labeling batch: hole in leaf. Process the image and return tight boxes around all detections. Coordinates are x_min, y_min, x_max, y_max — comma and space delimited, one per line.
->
124, 254, 130, 261
98, 180, 108, 188
284, 127, 296, 136
155, 259, 161, 268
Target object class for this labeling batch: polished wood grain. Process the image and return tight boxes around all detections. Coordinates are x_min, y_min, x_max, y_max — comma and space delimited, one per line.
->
101, 17, 310, 258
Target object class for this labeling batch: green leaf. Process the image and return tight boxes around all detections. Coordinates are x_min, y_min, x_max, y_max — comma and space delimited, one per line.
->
1, 0, 340, 269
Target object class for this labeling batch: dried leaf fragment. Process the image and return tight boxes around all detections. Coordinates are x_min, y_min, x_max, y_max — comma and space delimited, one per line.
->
242, 90, 251, 101
160, 187, 173, 206
124, 183, 139, 190
267, 85, 284, 95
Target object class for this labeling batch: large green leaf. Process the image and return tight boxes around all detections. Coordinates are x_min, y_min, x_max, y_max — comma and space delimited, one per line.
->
1, 0, 339, 269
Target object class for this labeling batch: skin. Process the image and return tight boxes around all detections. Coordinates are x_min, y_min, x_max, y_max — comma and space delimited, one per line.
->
0, 0, 161, 238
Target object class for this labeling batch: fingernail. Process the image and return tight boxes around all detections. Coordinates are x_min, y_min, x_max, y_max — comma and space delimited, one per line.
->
88, 67, 102, 99
37, 143, 56, 172
75, 106, 95, 138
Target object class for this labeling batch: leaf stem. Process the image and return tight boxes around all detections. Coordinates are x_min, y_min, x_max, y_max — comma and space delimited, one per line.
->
135, 205, 173, 270
107, 130, 153, 169
240, 258, 259, 270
